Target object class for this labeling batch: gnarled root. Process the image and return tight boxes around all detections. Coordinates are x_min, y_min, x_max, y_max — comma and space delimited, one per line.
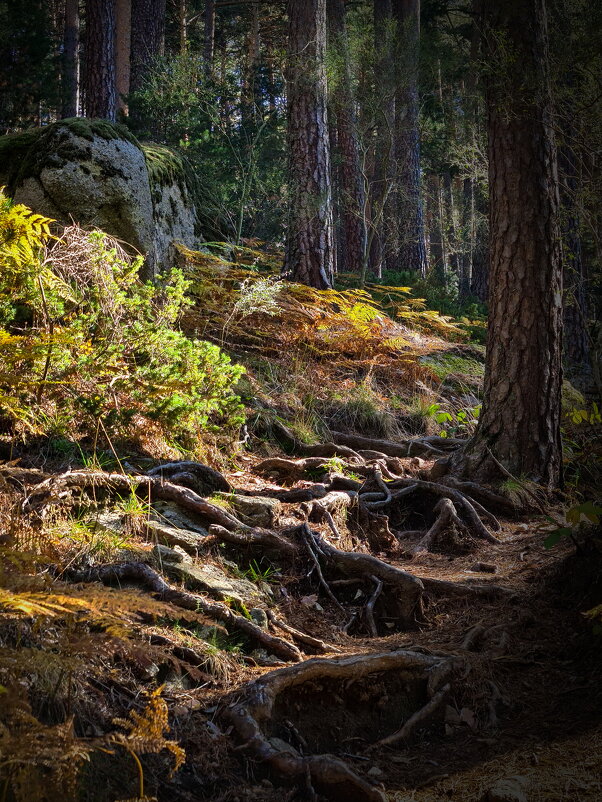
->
67, 561, 302, 662
295, 524, 424, 629
223, 649, 451, 802
146, 460, 231, 495
411, 497, 467, 556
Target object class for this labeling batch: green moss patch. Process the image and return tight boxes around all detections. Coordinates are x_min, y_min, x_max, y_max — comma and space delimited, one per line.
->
420, 350, 485, 381
0, 118, 141, 191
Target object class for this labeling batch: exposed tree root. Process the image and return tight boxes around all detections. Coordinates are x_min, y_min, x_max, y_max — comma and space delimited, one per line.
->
372, 682, 451, 748
146, 460, 231, 494
66, 562, 302, 662
223, 649, 451, 802
266, 610, 341, 654
295, 524, 424, 628
207, 523, 298, 556
329, 431, 465, 457
420, 576, 514, 598
23, 470, 263, 535
411, 497, 468, 555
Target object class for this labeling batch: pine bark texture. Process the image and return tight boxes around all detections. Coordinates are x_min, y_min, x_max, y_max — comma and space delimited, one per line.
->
458, 0, 563, 488
129, 0, 166, 93
115, 0, 131, 114
83, 0, 116, 120
392, 0, 427, 276
327, 0, 365, 274
61, 0, 79, 118
285, 0, 335, 289
559, 122, 590, 386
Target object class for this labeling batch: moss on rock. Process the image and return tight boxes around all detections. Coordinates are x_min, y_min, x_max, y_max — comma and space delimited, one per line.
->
0, 118, 140, 191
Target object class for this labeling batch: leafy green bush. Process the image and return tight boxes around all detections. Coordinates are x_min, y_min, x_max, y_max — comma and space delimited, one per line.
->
0, 192, 244, 444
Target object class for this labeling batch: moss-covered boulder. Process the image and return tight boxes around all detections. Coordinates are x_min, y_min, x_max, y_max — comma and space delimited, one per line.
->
0, 119, 201, 276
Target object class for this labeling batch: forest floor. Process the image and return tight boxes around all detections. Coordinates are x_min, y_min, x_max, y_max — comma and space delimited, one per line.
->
1, 249, 600, 801
1, 425, 600, 802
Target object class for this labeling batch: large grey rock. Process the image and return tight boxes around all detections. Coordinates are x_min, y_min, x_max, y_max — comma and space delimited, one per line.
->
146, 518, 207, 554
150, 501, 209, 536
1, 119, 202, 276
163, 561, 261, 605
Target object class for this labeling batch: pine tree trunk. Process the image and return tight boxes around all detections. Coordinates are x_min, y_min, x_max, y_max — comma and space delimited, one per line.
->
130, 0, 166, 92
442, 169, 459, 280
368, 0, 395, 278
392, 0, 427, 276
179, 0, 188, 53
458, 175, 473, 301
203, 0, 216, 78
83, 0, 116, 120
427, 173, 446, 283
115, 0, 131, 115
327, 0, 365, 275
61, 0, 79, 118
457, 0, 563, 489
470, 181, 488, 301
284, 0, 335, 289
559, 117, 591, 387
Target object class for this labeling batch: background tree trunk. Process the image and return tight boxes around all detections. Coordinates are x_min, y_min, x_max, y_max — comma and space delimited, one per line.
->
203, 0, 216, 78
327, 0, 365, 275
130, 0, 166, 92
115, 0, 131, 115
458, 0, 563, 489
83, 0, 117, 120
392, 0, 427, 276
368, 0, 395, 278
61, 0, 79, 118
284, 0, 335, 289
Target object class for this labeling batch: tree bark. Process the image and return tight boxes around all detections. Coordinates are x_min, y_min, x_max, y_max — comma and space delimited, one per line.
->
203, 0, 216, 78
368, 0, 395, 278
426, 173, 446, 283
83, 0, 117, 120
130, 0, 166, 93
327, 0, 365, 275
115, 0, 131, 115
61, 0, 79, 118
456, 0, 563, 489
391, 0, 427, 276
284, 0, 335, 289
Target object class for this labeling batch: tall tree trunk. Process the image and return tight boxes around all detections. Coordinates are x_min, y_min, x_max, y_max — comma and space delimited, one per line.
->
327, 0, 365, 275
203, 0, 216, 79
83, 0, 116, 120
130, 0, 166, 93
427, 173, 446, 283
457, 0, 563, 489
470, 181, 488, 301
284, 0, 335, 289
241, 3, 261, 131
458, 176, 473, 300
115, 0, 131, 115
62, 0, 79, 118
179, 0, 188, 53
392, 0, 427, 276
442, 169, 459, 280
368, 0, 395, 278
559, 128, 590, 387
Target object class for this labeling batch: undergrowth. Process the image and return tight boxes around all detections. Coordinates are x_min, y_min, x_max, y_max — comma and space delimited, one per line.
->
0, 192, 244, 455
